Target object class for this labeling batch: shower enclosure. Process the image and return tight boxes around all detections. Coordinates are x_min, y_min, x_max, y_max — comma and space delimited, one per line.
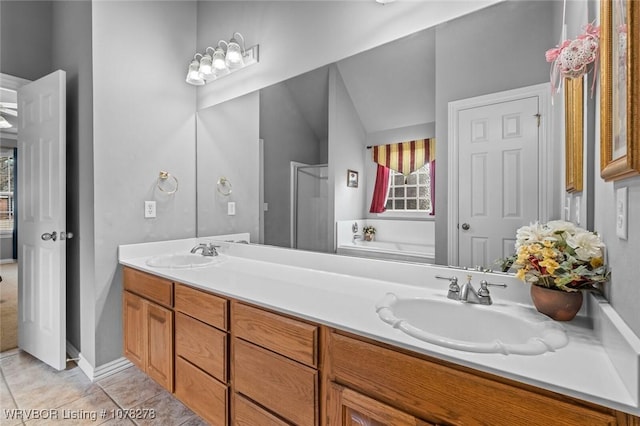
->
291, 163, 329, 253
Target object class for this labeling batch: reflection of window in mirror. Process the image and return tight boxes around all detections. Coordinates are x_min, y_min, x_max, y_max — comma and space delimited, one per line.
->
385, 164, 432, 213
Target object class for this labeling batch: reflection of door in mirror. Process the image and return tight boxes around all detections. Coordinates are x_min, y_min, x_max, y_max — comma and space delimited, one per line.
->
292, 163, 329, 252
454, 87, 547, 270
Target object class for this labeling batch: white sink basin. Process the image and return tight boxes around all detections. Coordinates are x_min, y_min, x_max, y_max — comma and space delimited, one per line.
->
145, 253, 221, 269
375, 293, 568, 355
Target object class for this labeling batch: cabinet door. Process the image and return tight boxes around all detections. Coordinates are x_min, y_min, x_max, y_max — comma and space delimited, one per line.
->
146, 302, 174, 391
123, 291, 146, 370
328, 383, 431, 426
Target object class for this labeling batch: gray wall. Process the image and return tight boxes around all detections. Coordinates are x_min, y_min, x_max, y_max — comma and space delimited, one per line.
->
195, 1, 500, 110
593, 0, 640, 335
0, 1, 52, 81
433, 1, 557, 264
51, 0, 94, 354
260, 82, 322, 248
329, 66, 366, 248
197, 92, 260, 242
91, 1, 197, 366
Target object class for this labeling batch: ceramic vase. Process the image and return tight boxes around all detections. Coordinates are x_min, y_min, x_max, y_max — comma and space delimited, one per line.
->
530, 284, 583, 321
364, 233, 374, 242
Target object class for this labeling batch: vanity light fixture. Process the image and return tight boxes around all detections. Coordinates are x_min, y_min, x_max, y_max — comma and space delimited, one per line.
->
185, 32, 259, 86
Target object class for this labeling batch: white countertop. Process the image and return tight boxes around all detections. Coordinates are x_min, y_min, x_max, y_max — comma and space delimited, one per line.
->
119, 237, 640, 416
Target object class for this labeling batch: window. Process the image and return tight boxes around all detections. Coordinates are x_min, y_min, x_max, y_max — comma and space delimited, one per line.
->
0, 149, 15, 233
385, 163, 432, 213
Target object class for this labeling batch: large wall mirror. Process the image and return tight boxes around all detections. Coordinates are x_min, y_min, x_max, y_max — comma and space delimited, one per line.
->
196, 0, 571, 268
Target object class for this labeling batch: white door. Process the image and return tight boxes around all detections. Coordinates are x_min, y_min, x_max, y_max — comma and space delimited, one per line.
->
457, 96, 540, 269
17, 70, 67, 370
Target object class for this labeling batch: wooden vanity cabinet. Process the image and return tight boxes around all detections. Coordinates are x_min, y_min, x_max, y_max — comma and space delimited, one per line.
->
326, 330, 631, 426
328, 383, 433, 426
122, 268, 639, 426
231, 301, 320, 426
174, 283, 229, 426
122, 267, 174, 392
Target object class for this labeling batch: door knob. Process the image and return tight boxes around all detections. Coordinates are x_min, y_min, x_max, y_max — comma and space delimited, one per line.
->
61, 231, 74, 240
41, 231, 57, 241
461, 223, 470, 230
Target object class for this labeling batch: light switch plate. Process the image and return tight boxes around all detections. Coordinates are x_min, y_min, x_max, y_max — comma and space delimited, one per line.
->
564, 196, 571, 221
616, 187, 628, 240
144, 201, 156, 218
228, 201, 236, 216
574, 196, 581, 226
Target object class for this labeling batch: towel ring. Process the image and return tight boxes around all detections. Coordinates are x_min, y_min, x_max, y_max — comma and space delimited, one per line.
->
157, 171, 179, 195
216, 177, 232, 196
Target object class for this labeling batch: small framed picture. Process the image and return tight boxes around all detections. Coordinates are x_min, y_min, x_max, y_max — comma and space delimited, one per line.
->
347, 169, 359, 188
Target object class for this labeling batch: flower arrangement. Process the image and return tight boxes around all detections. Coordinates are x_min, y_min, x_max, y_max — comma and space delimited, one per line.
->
363, 226, 376, 241
502, 220, 609, 292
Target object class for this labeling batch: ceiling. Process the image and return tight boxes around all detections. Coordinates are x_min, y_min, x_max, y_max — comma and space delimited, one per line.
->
278, 26, 435, 141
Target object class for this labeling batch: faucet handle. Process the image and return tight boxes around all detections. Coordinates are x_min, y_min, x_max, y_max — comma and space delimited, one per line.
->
435, 275, 460, 295
477, 279, 507, 297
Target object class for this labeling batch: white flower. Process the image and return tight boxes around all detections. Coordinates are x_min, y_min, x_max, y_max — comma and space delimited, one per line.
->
546, 220, 578, 237
515, 222, 554, 248
566, 230, 604, 261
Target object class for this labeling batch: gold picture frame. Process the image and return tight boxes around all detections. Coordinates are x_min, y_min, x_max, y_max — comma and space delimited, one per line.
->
565, 77, 584, 193
600, 0, 640, 181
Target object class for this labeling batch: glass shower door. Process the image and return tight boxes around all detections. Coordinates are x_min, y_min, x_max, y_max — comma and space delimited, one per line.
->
294, 164, 329, 252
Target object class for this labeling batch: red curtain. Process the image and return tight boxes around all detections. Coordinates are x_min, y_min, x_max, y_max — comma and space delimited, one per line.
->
369, 164, 390, 213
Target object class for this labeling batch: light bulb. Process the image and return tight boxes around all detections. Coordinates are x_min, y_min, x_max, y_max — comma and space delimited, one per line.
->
185, 59, 205, 85
225, 38, 244, 69
198, 53, 214, 80
212, 47, 229, 76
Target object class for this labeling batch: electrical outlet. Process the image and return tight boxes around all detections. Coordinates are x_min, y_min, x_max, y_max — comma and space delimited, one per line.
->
144, 201, 156, 218
616, 187, 628, 240
228, 201, 236, 216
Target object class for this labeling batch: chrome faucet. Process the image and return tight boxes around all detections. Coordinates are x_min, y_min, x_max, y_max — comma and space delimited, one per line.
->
436, 274, 506, 305
352, 234, 363, 243
190, 243, 219, 256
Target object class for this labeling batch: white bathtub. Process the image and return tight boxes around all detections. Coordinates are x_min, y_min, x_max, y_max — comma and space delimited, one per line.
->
336, 240, 434, 263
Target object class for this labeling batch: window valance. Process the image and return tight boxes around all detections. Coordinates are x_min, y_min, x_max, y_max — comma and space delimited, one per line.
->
371, 139, 435, 176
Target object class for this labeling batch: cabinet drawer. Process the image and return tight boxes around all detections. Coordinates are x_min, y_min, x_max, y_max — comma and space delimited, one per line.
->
123, 267, 172, 308
175, 357, 227, 426
175, 283, 227, 330
233, 393, 289, 426
330, 332, 617, 426
175, 312, 227, 382
233, 302, 317, 367
234, 339, 317, 426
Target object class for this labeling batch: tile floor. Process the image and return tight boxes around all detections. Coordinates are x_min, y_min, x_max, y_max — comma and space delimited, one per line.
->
0, 349, 207, 425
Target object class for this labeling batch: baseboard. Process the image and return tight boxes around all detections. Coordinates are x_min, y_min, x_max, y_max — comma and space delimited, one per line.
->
66, 341, 132, 382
